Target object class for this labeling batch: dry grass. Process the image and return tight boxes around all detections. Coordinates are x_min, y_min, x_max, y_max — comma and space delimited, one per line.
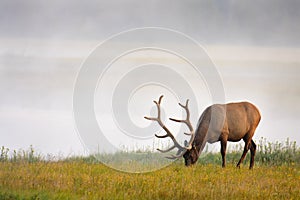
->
0, 161, 300, 200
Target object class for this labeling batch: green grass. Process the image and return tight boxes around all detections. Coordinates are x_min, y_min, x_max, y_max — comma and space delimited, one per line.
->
0, 138, 299, 199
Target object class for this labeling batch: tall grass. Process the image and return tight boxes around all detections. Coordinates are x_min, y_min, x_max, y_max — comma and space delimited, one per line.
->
1, 138, 299, 166
257, 137, 299, 165
0, 145, 42, 163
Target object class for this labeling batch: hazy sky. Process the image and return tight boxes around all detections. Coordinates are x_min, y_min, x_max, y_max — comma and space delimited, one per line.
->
1, 0, 300, 45
1, 0, 300, 155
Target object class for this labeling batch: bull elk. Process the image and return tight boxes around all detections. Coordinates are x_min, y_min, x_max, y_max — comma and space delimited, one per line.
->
144, 95, 261, 169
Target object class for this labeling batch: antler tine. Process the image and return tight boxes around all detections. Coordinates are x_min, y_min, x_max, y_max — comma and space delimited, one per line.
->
158, 95, 163, 104
144, 95, 186, 154
144, 96, 162, 121
169, 99, 195, 149
170, 99, 193, 131
165, 149, 187, 159
156, 145, 176, 153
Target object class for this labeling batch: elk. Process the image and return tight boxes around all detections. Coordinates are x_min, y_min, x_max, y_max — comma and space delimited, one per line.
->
144, 95, 261, 169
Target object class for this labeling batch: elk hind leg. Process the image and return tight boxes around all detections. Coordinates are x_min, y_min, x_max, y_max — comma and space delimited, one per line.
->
236, 139, 251, 168
249, 140, 256, 169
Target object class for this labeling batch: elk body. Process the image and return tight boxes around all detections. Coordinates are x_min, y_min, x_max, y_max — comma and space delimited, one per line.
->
145, 95, 261, 169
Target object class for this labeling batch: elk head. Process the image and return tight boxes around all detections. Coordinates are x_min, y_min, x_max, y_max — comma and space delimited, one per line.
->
144, 95, 198, 166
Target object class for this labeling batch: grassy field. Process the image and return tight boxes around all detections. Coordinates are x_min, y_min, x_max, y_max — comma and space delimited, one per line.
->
0, 139, 299, 200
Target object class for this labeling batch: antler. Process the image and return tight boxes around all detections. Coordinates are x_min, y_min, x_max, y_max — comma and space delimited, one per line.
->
144, 95, 195, 159
169, 99, 195, 150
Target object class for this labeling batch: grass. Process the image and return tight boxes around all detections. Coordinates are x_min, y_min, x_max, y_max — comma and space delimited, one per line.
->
0, 163, 299, 199
0, 138, 300, 200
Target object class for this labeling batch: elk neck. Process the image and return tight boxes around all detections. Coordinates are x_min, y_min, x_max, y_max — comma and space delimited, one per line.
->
193, 119, 209, 157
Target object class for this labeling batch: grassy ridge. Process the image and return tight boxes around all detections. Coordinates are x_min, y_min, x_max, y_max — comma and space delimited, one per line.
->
0, 138, 300, 199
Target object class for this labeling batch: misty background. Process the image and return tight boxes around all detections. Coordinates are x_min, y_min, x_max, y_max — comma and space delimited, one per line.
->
0, 0, 300, 155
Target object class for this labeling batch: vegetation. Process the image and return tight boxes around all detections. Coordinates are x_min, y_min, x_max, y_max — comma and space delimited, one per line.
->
0, 138, 299, 199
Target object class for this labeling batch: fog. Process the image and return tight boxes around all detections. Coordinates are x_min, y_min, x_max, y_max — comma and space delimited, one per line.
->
0, 0, 300, 155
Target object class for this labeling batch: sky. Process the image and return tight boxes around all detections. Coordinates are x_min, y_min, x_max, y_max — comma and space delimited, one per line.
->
0, 0, 300, 156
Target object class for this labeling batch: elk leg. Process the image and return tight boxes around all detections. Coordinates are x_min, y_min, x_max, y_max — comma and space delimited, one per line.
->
249, 140, 256, 169
220, 139, 227, 168
236, 141, 250, 168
